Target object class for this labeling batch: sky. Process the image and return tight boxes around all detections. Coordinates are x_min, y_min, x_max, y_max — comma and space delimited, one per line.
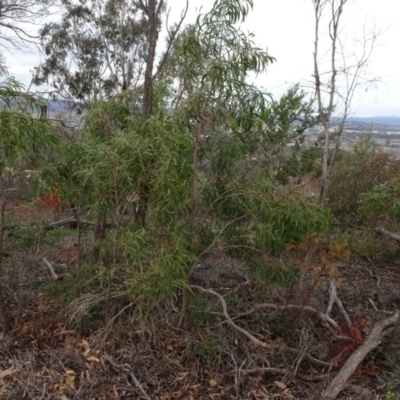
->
3, 0, 400, 117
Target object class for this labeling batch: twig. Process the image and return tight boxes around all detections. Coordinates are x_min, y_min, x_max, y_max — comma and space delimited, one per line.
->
385, 311, 400, 352
368, 298, 379, 311
374, 226, 400, 242
191, 285, 331, 368
129, 371, 151, 400
104, 355, 151, 399
42, 257, 58, 280
285, 329, 309, 382
323, 311, 399, 399
100, 302, 134, 352
326, 280, 352, 329
233, 303, 339, 331
222, 367, 288, 377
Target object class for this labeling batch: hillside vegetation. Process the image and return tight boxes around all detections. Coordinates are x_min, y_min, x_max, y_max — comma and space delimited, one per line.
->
0, 1, 399, 399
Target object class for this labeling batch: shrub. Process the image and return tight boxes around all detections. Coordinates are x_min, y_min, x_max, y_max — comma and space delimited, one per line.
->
328, 146, 400, 223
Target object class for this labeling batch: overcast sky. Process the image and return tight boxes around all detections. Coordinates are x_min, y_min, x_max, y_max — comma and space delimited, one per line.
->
3, 0, 400, 117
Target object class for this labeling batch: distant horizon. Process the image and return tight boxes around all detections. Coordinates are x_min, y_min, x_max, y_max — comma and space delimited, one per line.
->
44, 98, 400, 121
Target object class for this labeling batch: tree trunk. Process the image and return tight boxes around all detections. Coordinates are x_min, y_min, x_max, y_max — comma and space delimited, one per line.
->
136, 1, 164, 225
319, 122, 330, 203
0, 198, 9, 334
141, 0, 162, 121
93, 216, 108, 265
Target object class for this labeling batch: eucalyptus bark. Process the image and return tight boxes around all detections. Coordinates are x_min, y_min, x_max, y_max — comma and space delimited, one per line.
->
141, 0, 163, 121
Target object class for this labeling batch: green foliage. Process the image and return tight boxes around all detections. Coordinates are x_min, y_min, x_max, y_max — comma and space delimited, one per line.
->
202, 175, 331, 257
344, 228, 384, 258
40, 0, 331, 321
256, 85, 318, 182
0, 77, 58, 172
328, 140, 400, 222
251, 261, 301, 295
182, 330, 224, 368
35, 0, 150, 101
386, 366, 400, 400
126, 231, 196, 309
190, 294, 220, 326
44, 272, 78, 305
359, 180, 400, 224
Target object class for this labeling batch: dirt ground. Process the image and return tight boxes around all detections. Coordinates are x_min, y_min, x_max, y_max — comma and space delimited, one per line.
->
0, 200, 399, 399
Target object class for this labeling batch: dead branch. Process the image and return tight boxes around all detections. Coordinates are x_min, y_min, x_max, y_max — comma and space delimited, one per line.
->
222, 367, 288, 378
53, 330, 77, 337
103, 354, 151, 399
326, 280, 352, 329
129, 371, 151, 400
375, 226, 400, 243
42, 257, 58, 280
385, 312, 400, 352
233, 302, 339, 331
100, 302, 134, 352
323, 311, 400, 399
48, 217, 95, 227
191, 285, 331, 368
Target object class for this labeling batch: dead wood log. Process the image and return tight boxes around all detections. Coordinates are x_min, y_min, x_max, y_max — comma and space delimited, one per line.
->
323, 311, 399, 399
374, 226, 400, 243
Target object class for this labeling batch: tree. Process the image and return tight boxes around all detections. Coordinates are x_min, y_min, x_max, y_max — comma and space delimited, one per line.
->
255, 84, 318, 183
312, 0, 378, 202
0, 77, 59, 333
0, 0, 55, 49
35, 0, 188, 106
42, 0, 330, 329
35, 0, 148, 102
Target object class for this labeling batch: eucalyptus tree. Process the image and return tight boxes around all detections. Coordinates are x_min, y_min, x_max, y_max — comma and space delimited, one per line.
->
0, 0, 55, 49
35, 0, 149, 102
35, 0, 188, 107
311, 0, 378, 202
0, 77, 59, 333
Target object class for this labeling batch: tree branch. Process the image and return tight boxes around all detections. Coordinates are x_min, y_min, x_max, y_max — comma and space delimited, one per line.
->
323, 311, 399, 399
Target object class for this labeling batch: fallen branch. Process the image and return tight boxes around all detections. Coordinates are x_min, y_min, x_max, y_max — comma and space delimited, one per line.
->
323, 311, 399, 399
223, 367, 288, 377
233, 303, 339, 331
191, 285, 331, 368
129, 371, 151, 400
385, 312, 400, 352
48, 217, 95, 227
374, 226, 400, 243
326, 280, 352, 329
42, 257, 58, 280
104, 355, 151, 399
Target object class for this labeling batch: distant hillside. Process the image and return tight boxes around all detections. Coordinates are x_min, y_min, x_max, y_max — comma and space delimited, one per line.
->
344, 116, 400, 128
